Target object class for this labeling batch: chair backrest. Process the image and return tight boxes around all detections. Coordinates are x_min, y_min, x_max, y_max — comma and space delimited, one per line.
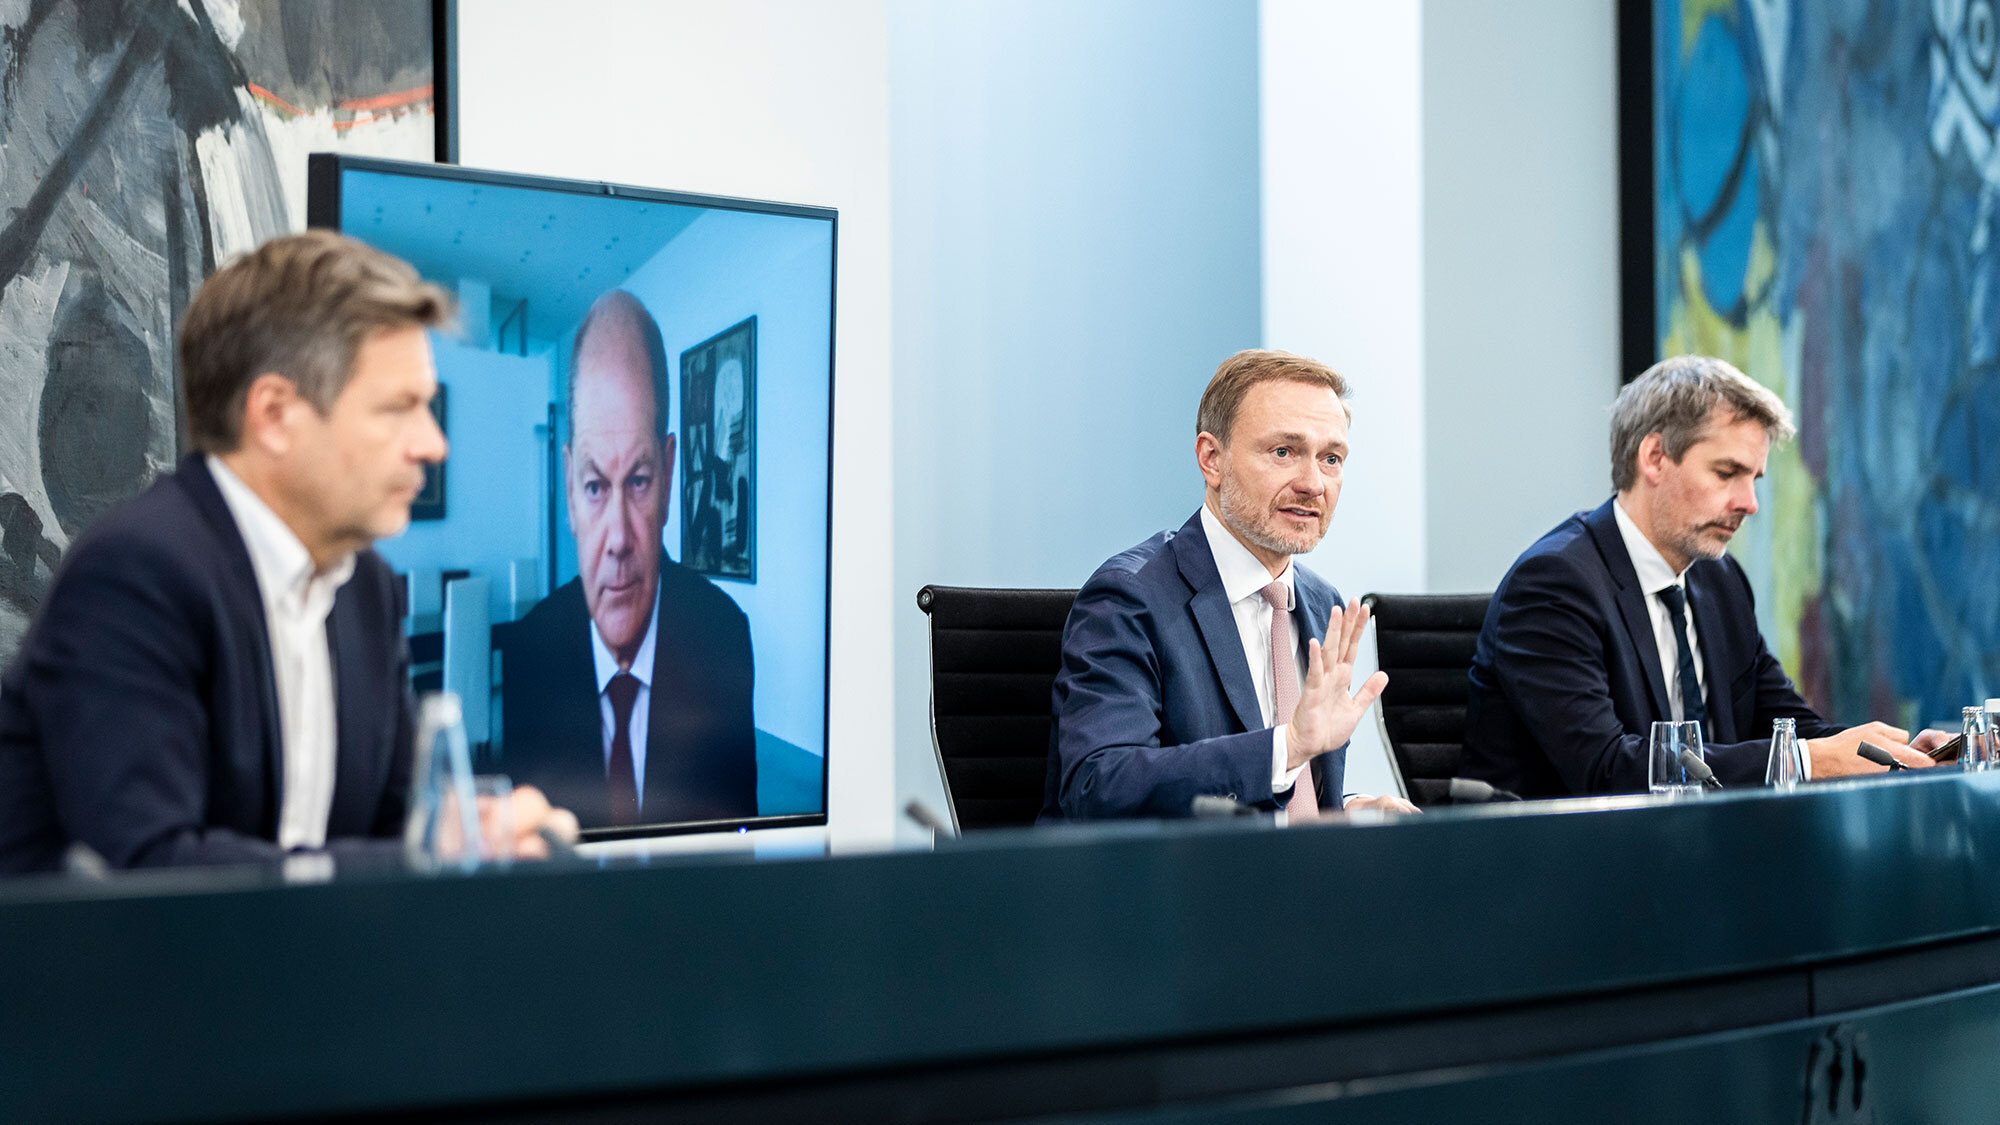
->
917, 585, 1077, 831
1361, 592, 1491, 806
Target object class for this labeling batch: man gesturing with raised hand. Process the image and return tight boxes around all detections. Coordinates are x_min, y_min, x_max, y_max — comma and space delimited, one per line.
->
1041, 350, 1415, 821
1285, 603, 1391, 781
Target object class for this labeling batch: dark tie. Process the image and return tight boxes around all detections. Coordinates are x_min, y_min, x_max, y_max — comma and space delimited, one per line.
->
606, 672, 641, 825
1655, 585, 1708, 736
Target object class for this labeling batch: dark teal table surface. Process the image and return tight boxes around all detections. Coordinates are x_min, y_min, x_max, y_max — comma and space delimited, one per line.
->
4, 769, 1999, 1122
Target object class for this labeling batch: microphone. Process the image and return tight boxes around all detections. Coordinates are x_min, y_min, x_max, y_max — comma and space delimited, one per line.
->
1678, 748, 1723, 790
903, 800, 956, 836
1857, 742, 1907, 771
1447, 777, 1522, 804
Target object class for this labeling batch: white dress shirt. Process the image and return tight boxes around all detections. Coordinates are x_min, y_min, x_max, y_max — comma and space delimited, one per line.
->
207, 456, 353, 850
1611, 498, 1708, 721
1199, 504, 1311, 795
591, 590, 660, 815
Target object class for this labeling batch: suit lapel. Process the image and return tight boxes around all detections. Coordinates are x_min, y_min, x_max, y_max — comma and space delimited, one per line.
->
1172, 513, 1264, 733
1584, 500, 1672, 724
179, 455, 287, 824
324, 602, 372, 833
1686, 565, 1739, 743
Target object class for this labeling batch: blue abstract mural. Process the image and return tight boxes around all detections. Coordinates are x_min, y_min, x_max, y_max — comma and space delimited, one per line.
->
1653, 0, 2000, 727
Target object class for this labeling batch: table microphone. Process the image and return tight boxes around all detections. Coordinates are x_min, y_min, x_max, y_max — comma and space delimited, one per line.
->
1446, 777, 1522, 804
1678, 748, 1724, 790
1857, 742, 1907, 771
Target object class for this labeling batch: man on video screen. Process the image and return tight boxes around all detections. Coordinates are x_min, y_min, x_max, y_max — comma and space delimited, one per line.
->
503, 291, 758, 828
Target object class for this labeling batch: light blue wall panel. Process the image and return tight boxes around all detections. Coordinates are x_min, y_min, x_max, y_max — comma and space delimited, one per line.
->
889, 0, 1263, 825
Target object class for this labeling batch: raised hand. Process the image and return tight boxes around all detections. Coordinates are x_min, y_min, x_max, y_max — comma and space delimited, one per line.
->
1284, 602, 1389, 772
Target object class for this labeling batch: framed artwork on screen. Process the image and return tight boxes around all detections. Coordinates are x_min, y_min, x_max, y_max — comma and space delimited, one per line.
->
1618, 0, 2000, 730
679, 317, 758, 583
0, 0, 457, 666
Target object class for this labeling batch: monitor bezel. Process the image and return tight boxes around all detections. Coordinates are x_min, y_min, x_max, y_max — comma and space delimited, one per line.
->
306, 153, 836, 841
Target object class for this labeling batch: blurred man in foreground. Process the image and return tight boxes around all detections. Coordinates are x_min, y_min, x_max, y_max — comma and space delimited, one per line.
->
0, 231, 574, 873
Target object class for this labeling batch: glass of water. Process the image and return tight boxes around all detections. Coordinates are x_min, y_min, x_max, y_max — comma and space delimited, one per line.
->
1649, 720, 1707, 798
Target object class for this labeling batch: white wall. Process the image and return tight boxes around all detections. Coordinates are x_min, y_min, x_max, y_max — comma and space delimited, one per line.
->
456, 0, 896, 848
888, 0, 1264, 831
1260, 0, 1428, 799
1421, 0, 1622, 593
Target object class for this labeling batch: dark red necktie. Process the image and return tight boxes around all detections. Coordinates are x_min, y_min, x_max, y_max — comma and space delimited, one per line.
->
606, 672, 641, 825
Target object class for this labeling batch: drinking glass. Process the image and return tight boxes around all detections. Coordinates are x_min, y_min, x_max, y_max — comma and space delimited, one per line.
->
1648, 720, 1706, 798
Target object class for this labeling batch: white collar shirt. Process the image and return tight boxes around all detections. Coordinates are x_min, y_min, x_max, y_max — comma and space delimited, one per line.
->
1612, 497, 1707, 722
1200, 504, 1310, 794
207, 456, 353, 850
590, 589, 660, 815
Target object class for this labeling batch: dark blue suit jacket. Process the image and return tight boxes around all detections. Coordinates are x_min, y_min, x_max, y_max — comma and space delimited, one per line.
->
1042, 510, 1345, 819
0, 456, 414, 873
500, 565, 757, 829
1461, 498, 1840, 798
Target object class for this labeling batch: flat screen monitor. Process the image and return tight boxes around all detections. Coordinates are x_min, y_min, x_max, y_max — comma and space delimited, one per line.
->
307, 155, 832, 839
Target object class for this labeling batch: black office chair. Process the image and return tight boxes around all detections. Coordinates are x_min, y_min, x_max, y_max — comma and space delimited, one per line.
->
916, 585, 1077, 831
1361, 592, 1491, 806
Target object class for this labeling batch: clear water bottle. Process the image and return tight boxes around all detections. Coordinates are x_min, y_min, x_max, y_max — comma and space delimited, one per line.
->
1964, 707, 1993, 772
404, 692, 482, 871
1765, 717, 1804, 790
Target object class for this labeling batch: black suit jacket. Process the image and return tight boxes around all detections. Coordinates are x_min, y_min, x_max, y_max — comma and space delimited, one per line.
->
1461, 498, 1841, 798
0, 456, 414, 873
500, 562, 757, 828
1041, 510, 1344, 820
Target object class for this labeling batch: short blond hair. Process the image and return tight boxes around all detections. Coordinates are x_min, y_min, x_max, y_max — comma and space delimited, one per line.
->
1196, 349, 1350, 441
179, 230, 452, 453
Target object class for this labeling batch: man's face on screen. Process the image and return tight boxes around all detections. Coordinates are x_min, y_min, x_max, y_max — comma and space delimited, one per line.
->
566, 325, 673, 668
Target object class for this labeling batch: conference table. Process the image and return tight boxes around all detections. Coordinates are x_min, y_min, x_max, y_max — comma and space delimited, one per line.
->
5, 768, 2000, 1122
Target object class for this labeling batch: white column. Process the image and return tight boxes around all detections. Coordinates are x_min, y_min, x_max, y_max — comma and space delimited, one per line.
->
1260, 0, 1428, 797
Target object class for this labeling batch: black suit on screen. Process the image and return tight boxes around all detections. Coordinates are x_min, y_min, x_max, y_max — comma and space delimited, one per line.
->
0, 456, 414, 874
500, 561, 757, 829
1460, 498, 1841, 798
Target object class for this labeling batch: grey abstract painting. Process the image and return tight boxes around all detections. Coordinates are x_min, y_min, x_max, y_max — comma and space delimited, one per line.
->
0, 0, 440, 662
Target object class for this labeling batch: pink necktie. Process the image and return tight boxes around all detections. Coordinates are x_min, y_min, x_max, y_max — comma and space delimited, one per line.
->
1261, 580, 1318, 820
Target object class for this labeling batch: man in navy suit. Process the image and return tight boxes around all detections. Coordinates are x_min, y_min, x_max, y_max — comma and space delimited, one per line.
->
0, 231, 573, 873
501, 291, 757, 830
1462, 355, 1946, 798
1044, 350, 1416, 821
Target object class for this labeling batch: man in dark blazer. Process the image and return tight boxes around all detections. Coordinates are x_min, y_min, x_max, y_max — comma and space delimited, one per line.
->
0, 232, 572, 873
500, 291, 757, 829
1462, 356, 1945, 798
1043, 350, 1413, 821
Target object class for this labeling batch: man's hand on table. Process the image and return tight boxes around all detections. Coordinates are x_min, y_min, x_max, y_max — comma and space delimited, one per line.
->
1803, 722, 1936, 777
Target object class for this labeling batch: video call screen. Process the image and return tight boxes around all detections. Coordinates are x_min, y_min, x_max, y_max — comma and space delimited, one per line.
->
309, 156, 833, 837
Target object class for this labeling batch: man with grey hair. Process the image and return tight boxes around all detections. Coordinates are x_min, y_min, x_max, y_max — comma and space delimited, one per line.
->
1461, 355, 1946, 798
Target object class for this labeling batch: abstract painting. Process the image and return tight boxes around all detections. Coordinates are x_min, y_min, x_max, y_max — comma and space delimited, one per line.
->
680, 317, 757, 582
1639, 0, 2000, 728
0, 0, 445, 662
